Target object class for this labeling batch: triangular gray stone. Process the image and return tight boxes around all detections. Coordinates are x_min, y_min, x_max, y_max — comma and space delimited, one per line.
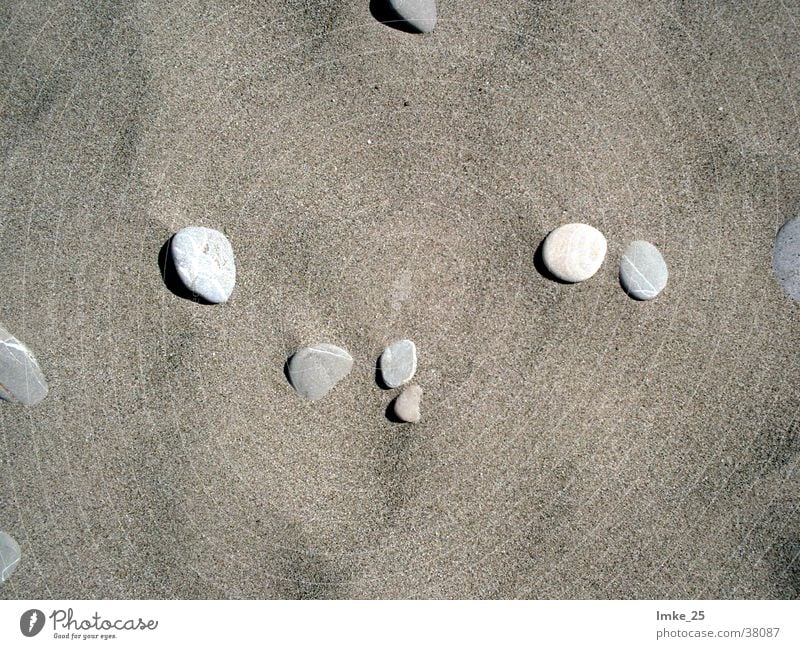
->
0, 531, 21, 585
0, 325, 48, 406
288, 343, 353, 401
387, 0, 437, 33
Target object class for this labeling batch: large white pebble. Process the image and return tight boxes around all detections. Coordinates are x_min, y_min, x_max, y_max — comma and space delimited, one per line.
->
542, 223, 607, 283
170, 226, 236, 303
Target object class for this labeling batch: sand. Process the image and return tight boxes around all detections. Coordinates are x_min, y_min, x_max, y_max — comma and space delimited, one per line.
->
0, 0, 798, 599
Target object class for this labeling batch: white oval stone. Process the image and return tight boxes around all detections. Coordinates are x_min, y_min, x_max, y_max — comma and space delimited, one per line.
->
380, 339, 417, 388
0, 326, 48, 406
394, 384, 422, 423
288, 343, 353, 401
170, 226, 236, 303
388, 0, 437, 33
0, 531, 21, 585
541, 223, 607, 283
619, 240, 668, 300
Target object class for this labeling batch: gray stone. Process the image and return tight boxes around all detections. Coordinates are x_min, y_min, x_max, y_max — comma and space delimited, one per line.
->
0, 531, 21, 585
394, 384, 422, 423
0, 326, 48, 406
387, 0, 437, 33
541, 223, 607, 283
380, 339, 417, 388
773, 217, 800, 301
170, 226, 236, 304
619, 240, 669, 300
288, 343, 353, 401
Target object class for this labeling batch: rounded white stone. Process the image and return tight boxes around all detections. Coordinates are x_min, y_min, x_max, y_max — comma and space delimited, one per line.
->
170, 226, 236, 303
541, 223, 607, 283
380, 339, 417, 388
288, 343, 353, 401
394, 384, 422, 423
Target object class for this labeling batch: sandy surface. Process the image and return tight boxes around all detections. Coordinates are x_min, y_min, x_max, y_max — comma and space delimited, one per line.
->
0, 0, 798, 599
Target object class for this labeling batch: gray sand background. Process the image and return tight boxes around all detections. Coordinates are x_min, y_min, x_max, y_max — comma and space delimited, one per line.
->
1, 0, 798, 598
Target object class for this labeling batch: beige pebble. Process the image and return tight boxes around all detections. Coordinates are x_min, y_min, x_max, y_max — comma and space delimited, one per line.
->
394, 384, 422, 423
542, 223, 607, 283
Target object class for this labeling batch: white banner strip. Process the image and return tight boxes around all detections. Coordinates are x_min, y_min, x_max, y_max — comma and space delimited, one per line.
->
0, 600, 797, 648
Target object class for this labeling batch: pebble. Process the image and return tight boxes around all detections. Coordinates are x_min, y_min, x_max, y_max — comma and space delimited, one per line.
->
0, 325, 48, 406
380, 339, 417, 388
288, 343, 353, 401
541, 223, 607, 283
619, 240, 669, 300
773, 217, 800, 301
0, 531, 21, 585
170, 226, 236, 304
394, 384, 422, 423
388, 0, 437, 33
